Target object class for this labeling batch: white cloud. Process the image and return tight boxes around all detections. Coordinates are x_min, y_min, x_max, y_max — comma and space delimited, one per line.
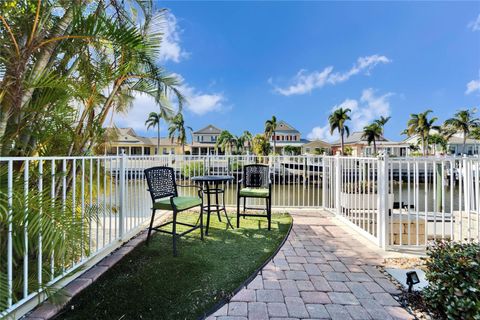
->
274, 67, 333, 96
173, 74, 226, 115
158, 12, 189, 63
272, 55, 391, 96
466, 79, 480, 95
307, 88, 393, 142
180, 83, 225, 115
307, 124, 337, 142
114, 93, 165, 133
468, 14, 480, 31
114, 76, 226, 132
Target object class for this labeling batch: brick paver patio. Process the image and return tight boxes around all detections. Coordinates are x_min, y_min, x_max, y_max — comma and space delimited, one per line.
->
207, 211, 414, 320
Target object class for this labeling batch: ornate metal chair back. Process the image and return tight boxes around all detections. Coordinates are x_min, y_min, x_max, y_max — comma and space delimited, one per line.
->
144, 166, 178, 202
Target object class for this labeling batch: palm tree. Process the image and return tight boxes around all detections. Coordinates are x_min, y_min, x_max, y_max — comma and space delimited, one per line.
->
443, 109, 480, 154
0, 1, 184, 157
404, 110, 439, 156
329, 108, 351, 155
362, 123, 382, 155
375, 116, 391, 135
168, 113, 192, 154
427, 133, 448, 155
216, 130, 236, 154
264, 116, 278, 154
239, 130, 253, 154
145, 112, 161, 155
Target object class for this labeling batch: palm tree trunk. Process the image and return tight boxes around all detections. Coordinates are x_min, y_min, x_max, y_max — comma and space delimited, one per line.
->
157, 121, 160, 155
373, 139, 377, 154
463, 136, 466, 155
341, 132, 345, 156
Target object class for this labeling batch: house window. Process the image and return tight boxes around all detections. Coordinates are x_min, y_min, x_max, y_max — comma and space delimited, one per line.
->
163, 148, 167, 154
201, 136, 204, 142
171, 148, 175, 154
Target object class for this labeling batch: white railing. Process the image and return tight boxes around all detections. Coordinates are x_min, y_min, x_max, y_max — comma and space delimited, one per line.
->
1, 154, 479, 318
322, 154, 480, 249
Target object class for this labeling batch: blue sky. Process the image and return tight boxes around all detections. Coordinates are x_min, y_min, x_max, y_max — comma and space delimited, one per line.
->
115, 1, 480, 142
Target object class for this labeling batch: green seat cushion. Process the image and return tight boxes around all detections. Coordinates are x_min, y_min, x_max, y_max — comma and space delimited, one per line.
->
153, 196, 202, 211
239, 187, 269, 198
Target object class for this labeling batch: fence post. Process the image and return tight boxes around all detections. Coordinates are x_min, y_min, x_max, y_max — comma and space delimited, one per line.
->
377, 153, 389, 249
335, 155, 341, 216
119, 151, 127, 240
322, 156, 326, 208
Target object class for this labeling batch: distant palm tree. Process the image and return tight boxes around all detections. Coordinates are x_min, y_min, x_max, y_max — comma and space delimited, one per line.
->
443, 109, 480, 154
375, 116, 391, 135
239, 130, 253, 154
216, 130, 236, 154
145, 112, 161, 155
168, 113, 192, 154
404, 110, 439, 156
329, 108, 351, 155
264, 116, 278, 154
362, 123, 382, 155
145, 102, 174, 154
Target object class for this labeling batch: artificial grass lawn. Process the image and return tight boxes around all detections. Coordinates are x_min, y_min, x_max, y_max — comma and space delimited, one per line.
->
56, 212, 292, 320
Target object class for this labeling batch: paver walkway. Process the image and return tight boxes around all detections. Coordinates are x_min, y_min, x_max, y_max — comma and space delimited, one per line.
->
207, 211, 414, 320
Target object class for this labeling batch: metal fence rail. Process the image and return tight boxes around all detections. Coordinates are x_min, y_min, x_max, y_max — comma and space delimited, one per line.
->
1, 154, 479, 318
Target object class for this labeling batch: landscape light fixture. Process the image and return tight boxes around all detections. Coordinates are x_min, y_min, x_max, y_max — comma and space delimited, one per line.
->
406, 271, 419, 293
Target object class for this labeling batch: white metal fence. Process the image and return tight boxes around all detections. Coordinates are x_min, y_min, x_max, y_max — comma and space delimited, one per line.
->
1, 154, 479, 318
321, 155, 480, 248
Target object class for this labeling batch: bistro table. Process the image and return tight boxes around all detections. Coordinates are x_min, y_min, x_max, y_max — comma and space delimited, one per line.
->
191, 175, 234, 235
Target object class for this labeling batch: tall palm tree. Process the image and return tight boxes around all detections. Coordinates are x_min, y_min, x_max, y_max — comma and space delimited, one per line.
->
404, 110, 439, 156
264, 116, 278, 154
216, 130, 236, 154
168, 113, 192, 154
329, 108, 351, 155
239, 130, 253, 154
443, 109, 480, 154
362, 123, 382, 155
375, 116, 391, 135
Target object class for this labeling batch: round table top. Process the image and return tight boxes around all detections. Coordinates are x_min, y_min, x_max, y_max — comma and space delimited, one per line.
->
191, 175, 234, 182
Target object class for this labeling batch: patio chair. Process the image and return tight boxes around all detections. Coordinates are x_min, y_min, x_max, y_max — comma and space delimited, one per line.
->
144, 166, 203, 256
236, 164, 272, 230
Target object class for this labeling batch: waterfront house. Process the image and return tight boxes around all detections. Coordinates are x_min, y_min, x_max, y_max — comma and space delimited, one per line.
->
103, 127, 186, 155
331, 131, 409, 157
403, 131, 480, 155
268, 120, 310, 154
302, 140, 332, 155
191, 124, 223, 155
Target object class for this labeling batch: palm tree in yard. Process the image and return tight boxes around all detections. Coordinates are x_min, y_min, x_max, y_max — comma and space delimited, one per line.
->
443, 109, 480, 155
375, 116, 391, 135
216, 130, 236, 154
264, 116, 278, 154
404, 110, 439, 156
329, 108, 351, 155
362, 123, 383, 155
168, 113, 192, 154
239, 130, 253, 154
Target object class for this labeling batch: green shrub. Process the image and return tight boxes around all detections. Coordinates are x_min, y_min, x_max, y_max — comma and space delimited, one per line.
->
182, 161, 205, 178
423, 241, 480, 320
